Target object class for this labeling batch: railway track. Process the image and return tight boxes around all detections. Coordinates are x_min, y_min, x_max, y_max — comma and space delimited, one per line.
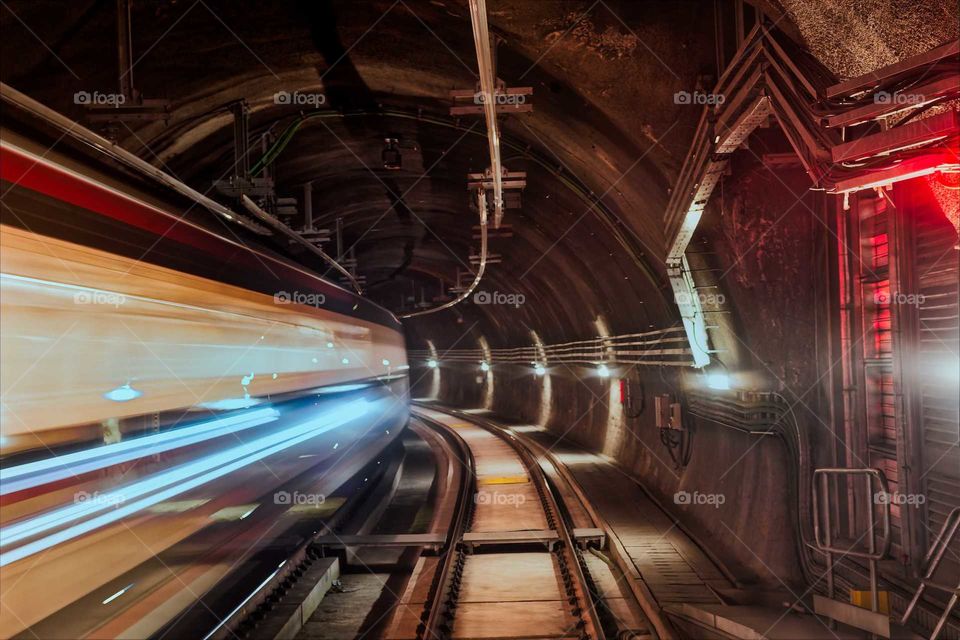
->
181, 406, 656, 640
385, 405, 652, 640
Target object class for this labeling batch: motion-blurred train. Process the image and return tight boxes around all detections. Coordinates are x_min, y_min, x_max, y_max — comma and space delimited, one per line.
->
0, 88, 408, 638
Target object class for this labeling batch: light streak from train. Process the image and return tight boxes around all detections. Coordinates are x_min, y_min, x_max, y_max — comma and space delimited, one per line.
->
0, 407, 281, 495
0, 399, 370, 566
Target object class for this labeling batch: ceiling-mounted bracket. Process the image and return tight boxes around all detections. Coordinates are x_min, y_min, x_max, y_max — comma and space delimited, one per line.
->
213, 101, 276, 203
83, 0, 170, 128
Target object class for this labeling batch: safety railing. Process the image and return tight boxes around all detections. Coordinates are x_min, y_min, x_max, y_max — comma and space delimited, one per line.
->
812, 467, 891, 631
901, 507, 960, 640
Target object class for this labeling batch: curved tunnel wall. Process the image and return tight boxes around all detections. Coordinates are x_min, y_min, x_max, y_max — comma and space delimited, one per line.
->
2, 0, 956, 594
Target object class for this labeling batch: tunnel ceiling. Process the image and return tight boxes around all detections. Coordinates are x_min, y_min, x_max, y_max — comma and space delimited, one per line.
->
2, 0, 956, 347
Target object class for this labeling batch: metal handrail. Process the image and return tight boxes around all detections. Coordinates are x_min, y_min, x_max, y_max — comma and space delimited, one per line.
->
813, 468, 892, 560
901, 507, 960, 640
812, 467, 892, 621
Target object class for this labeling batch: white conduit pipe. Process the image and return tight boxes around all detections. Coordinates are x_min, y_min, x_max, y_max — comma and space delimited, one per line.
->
468, 0, 504, 228
401, 190, 488, 318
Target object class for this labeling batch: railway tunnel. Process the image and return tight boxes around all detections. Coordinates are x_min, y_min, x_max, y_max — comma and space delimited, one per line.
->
0, 1, 958, 639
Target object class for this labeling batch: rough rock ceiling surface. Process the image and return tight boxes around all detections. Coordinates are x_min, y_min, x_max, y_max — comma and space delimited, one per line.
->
1, 0, 956, 346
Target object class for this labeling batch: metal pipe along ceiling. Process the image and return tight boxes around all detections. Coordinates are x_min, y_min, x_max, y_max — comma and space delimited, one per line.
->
468, 0, 504, 228
400, 190, 488, 319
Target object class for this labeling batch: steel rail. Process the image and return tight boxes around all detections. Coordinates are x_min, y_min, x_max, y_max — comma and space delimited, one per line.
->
474, 419, 606, 640
429, 404, 680, 640
189, 450, 396, 640
412, 406, 606, 640
409, 413, 476, 640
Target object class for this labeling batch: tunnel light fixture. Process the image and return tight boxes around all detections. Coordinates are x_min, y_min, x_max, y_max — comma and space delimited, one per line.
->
427, 359, 438, 369
705, 371, 731, 391
326, 342, 335, 348
597, 363, 611, 378
480, 361, 490, 372
533, 363, 546, 376
382, 359, 391, 366
341, 357, 350, 365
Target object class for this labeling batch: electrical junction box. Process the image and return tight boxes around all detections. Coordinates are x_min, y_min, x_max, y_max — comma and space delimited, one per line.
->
655, 394, 683, 430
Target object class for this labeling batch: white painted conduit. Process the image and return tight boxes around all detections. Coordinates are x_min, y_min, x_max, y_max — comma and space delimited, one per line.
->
401, 0, 500, 319
468, 0, 504, 228
401, 189, 488, 319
